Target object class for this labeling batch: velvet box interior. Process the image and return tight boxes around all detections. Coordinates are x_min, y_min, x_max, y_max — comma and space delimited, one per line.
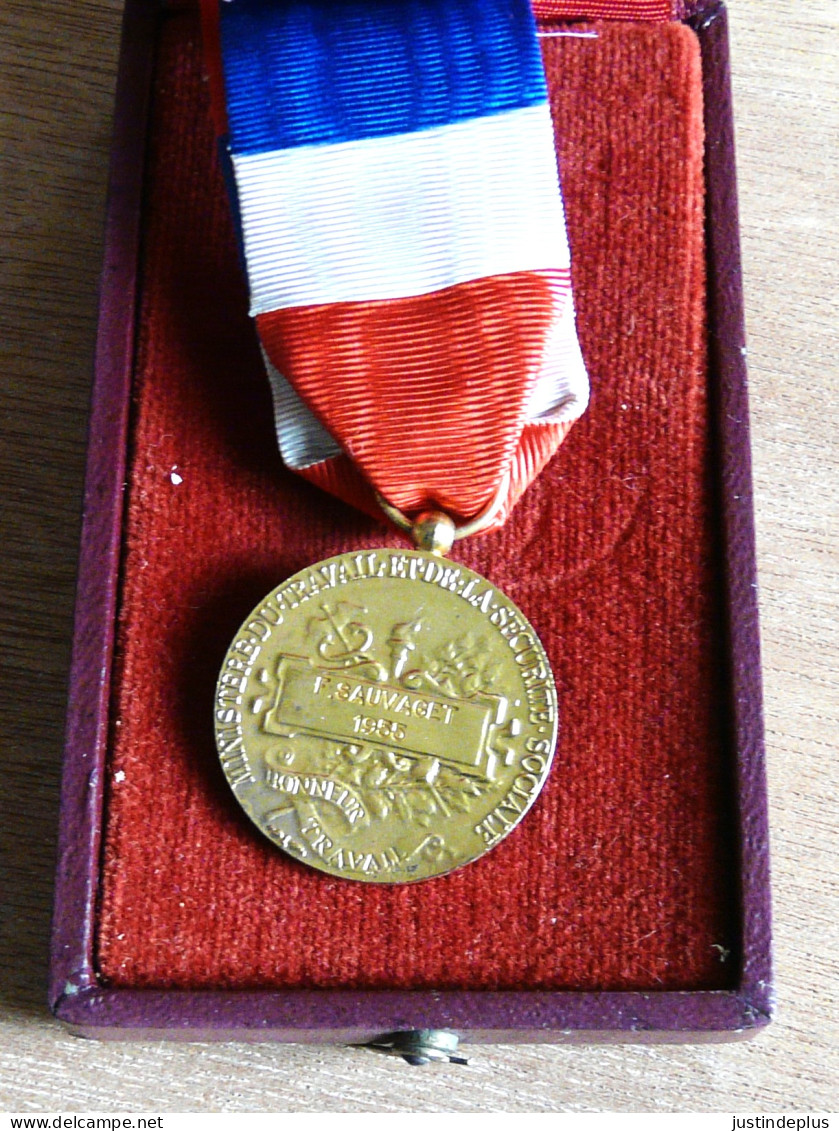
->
51, 0, 772, 1041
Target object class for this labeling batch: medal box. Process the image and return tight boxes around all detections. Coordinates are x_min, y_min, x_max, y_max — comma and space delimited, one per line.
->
51, 0, 772, 1044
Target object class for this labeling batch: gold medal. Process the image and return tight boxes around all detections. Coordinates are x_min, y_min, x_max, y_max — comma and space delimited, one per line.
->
216, 543, 557, 882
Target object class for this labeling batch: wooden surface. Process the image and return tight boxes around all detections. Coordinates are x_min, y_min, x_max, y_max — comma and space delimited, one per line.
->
1, 0, 836, 1112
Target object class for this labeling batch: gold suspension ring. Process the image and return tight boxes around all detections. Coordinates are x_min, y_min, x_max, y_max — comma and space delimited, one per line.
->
375, 470, 511, 556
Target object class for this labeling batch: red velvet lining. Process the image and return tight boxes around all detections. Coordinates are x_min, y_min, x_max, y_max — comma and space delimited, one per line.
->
96, 13, 738, 991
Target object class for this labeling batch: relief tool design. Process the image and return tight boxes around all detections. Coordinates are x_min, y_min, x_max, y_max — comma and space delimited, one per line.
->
206, 0, 589, 881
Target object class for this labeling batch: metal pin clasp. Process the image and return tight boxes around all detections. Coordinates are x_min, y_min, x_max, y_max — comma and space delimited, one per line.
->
363, 1029, 468, 1066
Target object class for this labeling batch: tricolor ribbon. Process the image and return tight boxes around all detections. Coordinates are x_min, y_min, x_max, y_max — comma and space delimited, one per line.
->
205, 0, 589, 531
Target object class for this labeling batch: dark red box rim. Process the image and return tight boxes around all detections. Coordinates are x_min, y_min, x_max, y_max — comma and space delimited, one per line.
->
50, 0, 773, 1042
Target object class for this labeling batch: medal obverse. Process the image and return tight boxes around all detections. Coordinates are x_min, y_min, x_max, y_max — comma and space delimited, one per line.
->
216, 549, 557, 882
